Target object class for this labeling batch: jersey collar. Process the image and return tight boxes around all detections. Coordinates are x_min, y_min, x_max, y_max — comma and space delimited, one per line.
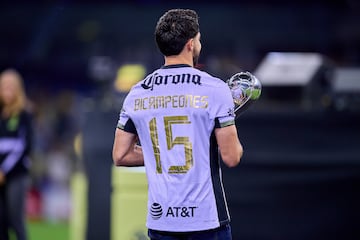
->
161, 64, 192, 69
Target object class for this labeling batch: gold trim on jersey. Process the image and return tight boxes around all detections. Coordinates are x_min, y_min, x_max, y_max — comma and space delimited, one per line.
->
134, 95, 208, 111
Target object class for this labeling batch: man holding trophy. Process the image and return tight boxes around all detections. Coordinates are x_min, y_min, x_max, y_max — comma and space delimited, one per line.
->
112, 8, 261, 240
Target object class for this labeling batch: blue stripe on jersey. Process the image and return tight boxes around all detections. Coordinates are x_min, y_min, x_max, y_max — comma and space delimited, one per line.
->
209, 129, 230, 225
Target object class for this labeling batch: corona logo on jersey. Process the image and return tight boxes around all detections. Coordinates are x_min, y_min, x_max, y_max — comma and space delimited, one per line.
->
150, 203, 198, 220
141, 73, 202, 91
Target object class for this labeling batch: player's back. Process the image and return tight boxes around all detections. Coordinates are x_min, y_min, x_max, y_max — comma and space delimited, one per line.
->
122, 64, 234, 232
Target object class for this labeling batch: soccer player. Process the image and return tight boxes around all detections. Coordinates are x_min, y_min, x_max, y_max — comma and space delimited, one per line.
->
112, 9, 243, 240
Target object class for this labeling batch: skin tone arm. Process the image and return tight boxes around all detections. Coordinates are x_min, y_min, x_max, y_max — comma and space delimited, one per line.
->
112, 128, 144, 166
215, 125, 243, 167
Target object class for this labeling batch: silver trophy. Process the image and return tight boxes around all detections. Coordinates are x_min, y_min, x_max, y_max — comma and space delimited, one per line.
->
227, 71, 262, 116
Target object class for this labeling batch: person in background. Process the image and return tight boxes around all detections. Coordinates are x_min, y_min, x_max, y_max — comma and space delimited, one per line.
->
112, 9, 243, 240
0, 69, 33, 240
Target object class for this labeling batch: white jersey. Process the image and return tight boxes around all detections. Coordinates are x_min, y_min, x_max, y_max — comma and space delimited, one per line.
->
117, 64, 236, 232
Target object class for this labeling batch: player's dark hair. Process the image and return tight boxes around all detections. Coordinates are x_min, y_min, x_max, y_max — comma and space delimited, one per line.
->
155, 9, 199, 56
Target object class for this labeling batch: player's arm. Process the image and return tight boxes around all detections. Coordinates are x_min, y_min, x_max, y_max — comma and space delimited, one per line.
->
112, 128, 144, 166
215, 125, 243, 167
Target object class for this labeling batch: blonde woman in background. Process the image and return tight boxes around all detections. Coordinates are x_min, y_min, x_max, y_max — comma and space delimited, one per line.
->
0, 69, 33, 240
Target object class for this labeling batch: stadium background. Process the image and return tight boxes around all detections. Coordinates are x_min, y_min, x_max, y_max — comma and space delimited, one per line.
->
1, 1, 359, 240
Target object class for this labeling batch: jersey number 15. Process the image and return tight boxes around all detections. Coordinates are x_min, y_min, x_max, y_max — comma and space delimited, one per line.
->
149, 116, 193, 174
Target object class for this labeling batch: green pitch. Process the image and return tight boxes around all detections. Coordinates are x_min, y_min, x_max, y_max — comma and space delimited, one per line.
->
27, 221, 69, 240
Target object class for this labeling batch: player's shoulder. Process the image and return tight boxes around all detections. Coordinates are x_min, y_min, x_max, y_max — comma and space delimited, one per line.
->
191, 68, 228, 87
129, 69, 158, 91
129, 67, 227, 92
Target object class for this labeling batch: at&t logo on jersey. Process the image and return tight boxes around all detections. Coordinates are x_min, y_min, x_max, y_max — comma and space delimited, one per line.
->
166, 206, 197, 218
150, 203, 198, 220
150, 203, 163, 220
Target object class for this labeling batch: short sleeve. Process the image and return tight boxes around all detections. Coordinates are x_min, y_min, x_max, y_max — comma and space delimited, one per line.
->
211, 81, 236, 128
116, 93, 138, 135
117, 108, 137, 134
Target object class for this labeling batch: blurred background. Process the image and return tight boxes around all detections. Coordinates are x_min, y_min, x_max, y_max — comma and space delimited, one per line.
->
1, 0, 360, 240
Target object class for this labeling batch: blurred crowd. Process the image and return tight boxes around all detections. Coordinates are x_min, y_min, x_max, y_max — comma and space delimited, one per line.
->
26, 88, 81, 222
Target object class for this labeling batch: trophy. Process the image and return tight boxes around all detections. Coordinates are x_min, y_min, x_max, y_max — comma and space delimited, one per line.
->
227, 71, 262, 116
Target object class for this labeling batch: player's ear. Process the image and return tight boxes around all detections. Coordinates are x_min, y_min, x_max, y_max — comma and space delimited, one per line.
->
186, 38, 194, 52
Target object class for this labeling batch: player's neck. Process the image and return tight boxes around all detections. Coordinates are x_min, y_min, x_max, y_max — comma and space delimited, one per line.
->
164, 54, 193, 67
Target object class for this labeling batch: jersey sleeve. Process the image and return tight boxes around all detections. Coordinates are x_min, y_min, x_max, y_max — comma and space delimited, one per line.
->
211, 81, 236, 128
116, 95, 138, 135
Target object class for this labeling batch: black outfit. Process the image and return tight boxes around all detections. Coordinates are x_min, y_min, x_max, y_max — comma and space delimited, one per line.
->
0, 110, 33, 240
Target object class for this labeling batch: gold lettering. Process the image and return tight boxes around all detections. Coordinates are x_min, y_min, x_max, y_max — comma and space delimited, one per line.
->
143, 97, 148, 110
186, 95, 193, 108
134, 99, 141, 111
178, 95, 185, 108
164, 116, 193, 174
201, 96, 208, 108
148, 97, 155, 109
149, 118, 162, 173
164, 96, 172, 108
172, 95, 178, 108
134, 95, 208, 110
156, 96, 164, 109
193, 95, 200, 108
